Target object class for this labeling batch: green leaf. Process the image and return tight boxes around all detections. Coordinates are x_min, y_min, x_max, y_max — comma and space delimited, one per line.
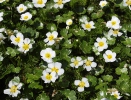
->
46, 23, 57, 32
12, 76, 20, 83
79, 40, 92, 54
36, 91, 50, 100
87, 75, 97, 86
12, 67, 21, 73
73, 29, 86, 37
115, 0, 123, 4
28, 82, 43, 89
61, 89, 77, 100
102, 75, 113, 82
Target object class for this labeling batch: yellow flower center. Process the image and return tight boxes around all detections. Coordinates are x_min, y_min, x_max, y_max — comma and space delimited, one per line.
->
37, 0, 43, 4
23, 44, 29, 50
114, 93, 119, 98
68, 21, 72, 25
10, 85, 17, 93
126, 0, 131, 6
52, 67, 59, 73
24, 16, 28, 20
19, 8, 23, 11
48, 35, 54, 41
15, 37, 20, 43
102, 3, 106, 7
99, 41, 104, 47
45, 53, 51, 59
85, 23, 91, 29
79, 81, 85, 87
111, 21, 116, 26
85, 60, 92, 66
113, 30, 119, 34
46, 74, 52, 80
57, 0, 63, 5
74, 60, 79, 66
107, 54, 112, 59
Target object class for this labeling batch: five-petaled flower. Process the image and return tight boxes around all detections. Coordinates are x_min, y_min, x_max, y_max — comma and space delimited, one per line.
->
111, 91, 122, 99
40, 48, 56, 63
123, 0, 131, 10
108, 29, 123, 37
74, 77, 89, 92
10, 32, 24, 45
20, 12, 32, 21
44, 31, 58, 45
46, 62, 64, 78
106, 16, 121, 29
53, 0, 70, 9
4, 80, 22, 97
94, 37, 108, 52
70, 56, 84, 68
103, 50, 116, 62
17, 4, 27, 13
83, 57, 97, 71
99, 0, 108, 8
32, 0, 47, 8
81, 21, 95, 31
18, 38, 32, 53
41, 70, 57, 83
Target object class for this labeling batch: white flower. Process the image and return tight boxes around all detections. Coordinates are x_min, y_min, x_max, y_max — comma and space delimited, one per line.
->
20, 98, 28, 100
103, 50, 116, 62
0, 33, 6, 44
79, 16, 88, 23
46, 62, 64, 78
41, 70, 57, 83
0, 0, 5, 3
54, 0, 70, 9
123, 0, 131, 10
0, 12, 4, 22
4, 80, 22, 97
0, 28, 5, 32
32, 0, 47, 8
111, 91, 122, 99
74, 77, 89, 92
66, 19, 73, 26
106, 16, 121, 29
17, 4, 27, 13
70, 57, 84, 68
108, 29, 123, 37
18, 38, 32, 53
44, 31, 58, 45
20, 12, 32, 21
40, 48, 56, 63
99, 0, 108, 8
10, 32, 24, 45
94, 37, 108, 52
81, 21, 95, 31
83, 57, 97, 71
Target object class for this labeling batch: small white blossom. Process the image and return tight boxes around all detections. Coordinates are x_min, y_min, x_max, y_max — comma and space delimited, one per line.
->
41, 70, 57, 83
40, 48, 56, 63
101, 98, 109, 100
66, 19, 73, 26
106, 16, 121, 29
20, 12, 32, 21
53, 0, 70, 9
46, 62, 64, 78
17, 4, 27, 13
94, 37, 108, 52
0, 0, 6, 3
74, 77, 89, 92
32, 0, 47, 8
83, 57, 97, 71
18, 38, 32, 53
108, 29, 123, 37
111, 91, 122, 99
70, 57, 83, 68
103, 50, 116, 62
10, 32, 24, 45
4, 80, 22, 97
99, 0, 108, 8
81, 21, 95, 31
123, 0, 131, 10
44, 31, 58, 45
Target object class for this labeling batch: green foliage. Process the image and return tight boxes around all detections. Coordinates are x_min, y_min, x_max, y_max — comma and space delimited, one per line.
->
36, 91, 50, 100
